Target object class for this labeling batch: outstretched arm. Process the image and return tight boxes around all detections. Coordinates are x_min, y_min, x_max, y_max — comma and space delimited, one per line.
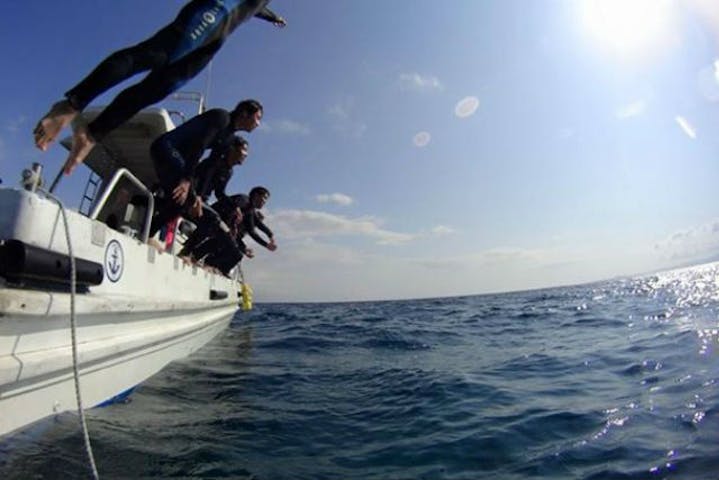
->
242, 212, 273, 250
255, 7, 286, 27
247, 228, 270, 249
255, 218, 277, 251
210, 168, 231, 204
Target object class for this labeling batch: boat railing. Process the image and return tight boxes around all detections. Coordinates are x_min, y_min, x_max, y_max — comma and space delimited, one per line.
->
169, 91, 205, 115
89, 168, 154, 242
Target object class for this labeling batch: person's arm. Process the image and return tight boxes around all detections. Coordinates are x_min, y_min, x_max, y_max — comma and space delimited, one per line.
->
192, 156, 212, 202
233, 237, 253, 258
255, 217, 273, 239
211, 168, 232, 204
256, 218, 277, 251
254, 7, 286, 27
244, 213, 272, 249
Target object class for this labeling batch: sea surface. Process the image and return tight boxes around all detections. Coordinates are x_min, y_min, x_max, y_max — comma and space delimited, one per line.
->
1, 263, 719, 479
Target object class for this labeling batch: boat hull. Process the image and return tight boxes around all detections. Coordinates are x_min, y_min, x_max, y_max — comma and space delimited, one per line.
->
0, 301, 234, 437
0, 187, 241, 437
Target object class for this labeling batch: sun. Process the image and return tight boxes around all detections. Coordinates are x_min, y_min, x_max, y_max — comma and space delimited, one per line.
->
580, 0, 678, 61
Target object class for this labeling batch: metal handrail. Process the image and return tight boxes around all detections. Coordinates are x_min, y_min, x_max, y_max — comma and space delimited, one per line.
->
169, 91, 205, 115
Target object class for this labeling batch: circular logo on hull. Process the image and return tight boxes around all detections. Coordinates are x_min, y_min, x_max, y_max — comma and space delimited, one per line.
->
104, 240, 124, 283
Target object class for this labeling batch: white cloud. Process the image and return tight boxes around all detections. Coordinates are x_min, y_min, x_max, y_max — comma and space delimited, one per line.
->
246, 241, 622, 302
398, 73, 443, 92
675, 115, 697, 139
315, 193, 354, 206
413, 131, 431, 147
5, 115, 26, 133
267, 209, 415, 245
262, 119, 311, 136
654, 219, 719, 261
430, 225, 455, 236
558, 127, 576, 140
327, 97, 367, 138
238, 216, 719, 303
244, 224, 711, 302
454, 96, 480, 118
615, 100, 646, 118
328, 102, 350, 120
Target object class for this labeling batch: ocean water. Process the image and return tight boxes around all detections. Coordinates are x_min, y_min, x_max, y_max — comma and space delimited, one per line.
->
1, 263, 718, 479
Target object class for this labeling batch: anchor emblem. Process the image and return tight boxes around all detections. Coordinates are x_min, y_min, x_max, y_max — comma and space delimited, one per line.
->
109, 248, 120, 274
104, 240, 124, 283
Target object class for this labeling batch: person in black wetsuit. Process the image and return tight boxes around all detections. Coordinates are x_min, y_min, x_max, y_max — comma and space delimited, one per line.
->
194, 135, 248, 205
148, 99, 261, 238
32, 0, 285, 175
181, 186, 276, 275
156, 133, 249, 249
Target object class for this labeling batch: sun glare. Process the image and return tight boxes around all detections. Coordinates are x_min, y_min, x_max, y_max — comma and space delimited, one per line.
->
580, 0, 678, 60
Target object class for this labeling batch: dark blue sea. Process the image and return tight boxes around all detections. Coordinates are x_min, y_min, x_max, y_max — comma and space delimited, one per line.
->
2, 263, 719, 479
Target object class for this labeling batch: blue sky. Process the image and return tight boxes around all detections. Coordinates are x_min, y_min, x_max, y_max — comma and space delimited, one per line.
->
2, 0, 719, 301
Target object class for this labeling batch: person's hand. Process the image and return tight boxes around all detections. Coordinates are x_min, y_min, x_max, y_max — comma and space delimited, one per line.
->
267, 239, 277, 251
190, 197, 203, 218
171, 180, 191, 205
245, 248, 255, 259
274, 16, 287, 27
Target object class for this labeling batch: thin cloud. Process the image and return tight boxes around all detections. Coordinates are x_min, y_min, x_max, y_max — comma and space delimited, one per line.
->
413, 131, 431, 147
328, 101, 350, 120
267, 209, 415, 245
616, 100, 646, 118
454, 96, 480, 118
558, 127, 576, 140
430, 225, 455, 236
327, 97, 367, 138
316, 193, 354, 206
675, 115, 697, 139
5, 115, 26, 133
398, 73, 444, 92
262, 119, 311, 136
655, 219, 719, 260
413, 247, 549, 271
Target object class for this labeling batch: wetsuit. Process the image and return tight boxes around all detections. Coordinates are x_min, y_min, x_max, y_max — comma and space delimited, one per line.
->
184, 194, 273, 275
149, 108, 236, 236
193, 151, 234, 204
64, 0, 282, 141
179, 193, 244, 261
207, 194, 273, 274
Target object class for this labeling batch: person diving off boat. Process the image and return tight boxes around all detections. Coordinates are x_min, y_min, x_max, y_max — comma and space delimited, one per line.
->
194, 135, 249, 205
147, 99, 262, 238
180, 187, 276, 275
32, 0, 286, 175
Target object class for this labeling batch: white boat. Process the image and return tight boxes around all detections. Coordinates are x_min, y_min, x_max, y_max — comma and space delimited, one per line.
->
0, 106, 245, 438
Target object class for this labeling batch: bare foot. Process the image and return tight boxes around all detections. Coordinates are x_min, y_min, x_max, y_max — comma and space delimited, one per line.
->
148, 237, 166, 253
33, 100, 79, 151
63, 125, 96, 175
179, 254, 193, 265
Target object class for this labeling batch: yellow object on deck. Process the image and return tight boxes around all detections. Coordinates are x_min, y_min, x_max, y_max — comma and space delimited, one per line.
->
241, 282, 253, 311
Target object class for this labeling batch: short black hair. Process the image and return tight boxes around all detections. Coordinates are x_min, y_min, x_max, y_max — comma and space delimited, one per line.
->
249, 186, 270, 199
231, 135, 248, 149
232, 99, 263, 119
